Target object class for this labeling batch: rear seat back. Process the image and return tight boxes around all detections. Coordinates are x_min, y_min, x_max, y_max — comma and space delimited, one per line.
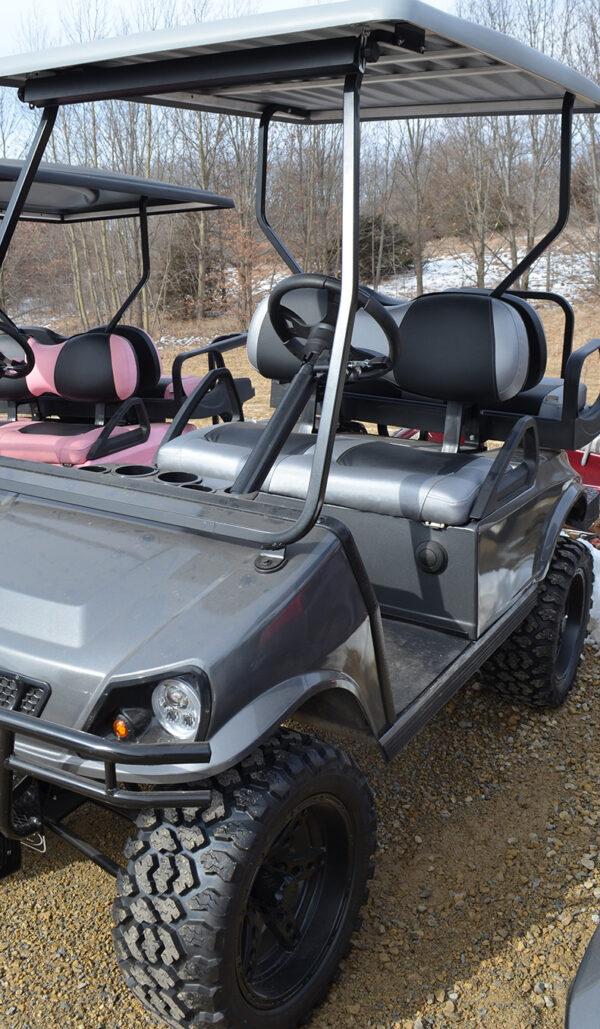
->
0, 324, 166, 407
393, 291, 531, 404
246, 287, 409, 382
16, 329, 141, 402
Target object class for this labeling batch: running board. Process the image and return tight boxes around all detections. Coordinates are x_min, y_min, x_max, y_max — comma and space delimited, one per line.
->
379, 586, 538, 761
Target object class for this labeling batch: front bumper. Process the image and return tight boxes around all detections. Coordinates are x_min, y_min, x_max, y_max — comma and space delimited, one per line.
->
0, 707, 212, 839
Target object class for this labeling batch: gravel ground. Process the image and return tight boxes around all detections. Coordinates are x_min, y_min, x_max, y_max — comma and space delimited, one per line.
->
0, 646, 599, 1029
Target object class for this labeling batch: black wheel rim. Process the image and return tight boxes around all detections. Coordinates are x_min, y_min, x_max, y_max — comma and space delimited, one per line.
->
556, 567, 586, 680
237, 794, 354, 1009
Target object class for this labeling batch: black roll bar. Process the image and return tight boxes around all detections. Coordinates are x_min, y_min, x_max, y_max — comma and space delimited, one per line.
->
257, 107, 302, 274
0, 106, 57, 274
492, 92, 574, 296
106, 197, 150, 330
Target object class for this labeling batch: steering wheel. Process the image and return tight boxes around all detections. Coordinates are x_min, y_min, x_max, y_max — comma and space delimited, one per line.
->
0, 324, 35, 379
267, 273, 399, 381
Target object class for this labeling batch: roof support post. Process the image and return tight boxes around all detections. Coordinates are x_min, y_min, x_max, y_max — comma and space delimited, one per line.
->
0, 105, 57, 274
265, 69, 363, 547
492, 91, 574, 296
106, 198, 150, 330
257, 107, 302, 274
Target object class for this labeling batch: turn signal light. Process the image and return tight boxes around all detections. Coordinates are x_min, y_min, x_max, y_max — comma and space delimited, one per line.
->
112, 715, 130, 739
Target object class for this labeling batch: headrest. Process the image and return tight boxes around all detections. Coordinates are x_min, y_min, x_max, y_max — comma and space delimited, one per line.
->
0, 326, 143, 403
23, 330, 139, 402
247, 288, 408, 382
394, 293, 530, 405
111, 324, 162, 392
53, 331, 139, 401
448, 289, 546, 392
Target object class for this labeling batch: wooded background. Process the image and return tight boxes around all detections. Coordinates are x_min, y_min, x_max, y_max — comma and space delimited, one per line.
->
1, 0, 600, 335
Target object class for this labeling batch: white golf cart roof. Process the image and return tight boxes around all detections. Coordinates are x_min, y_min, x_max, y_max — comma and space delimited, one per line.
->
1, 0, 599, 121
0, 160, 234, 222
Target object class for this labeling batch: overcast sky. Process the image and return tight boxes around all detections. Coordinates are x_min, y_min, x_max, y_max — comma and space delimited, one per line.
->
1, 0, 457, 57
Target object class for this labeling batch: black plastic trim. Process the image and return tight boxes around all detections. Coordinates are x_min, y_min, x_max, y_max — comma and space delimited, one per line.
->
492, 92, 574, 296
21, 37, 365, 107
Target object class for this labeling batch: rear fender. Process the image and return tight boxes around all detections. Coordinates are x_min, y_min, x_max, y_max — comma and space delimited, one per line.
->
534, 481, 589, 579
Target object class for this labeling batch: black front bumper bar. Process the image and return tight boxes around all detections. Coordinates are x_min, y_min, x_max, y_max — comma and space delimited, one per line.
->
0, 707, 212, 840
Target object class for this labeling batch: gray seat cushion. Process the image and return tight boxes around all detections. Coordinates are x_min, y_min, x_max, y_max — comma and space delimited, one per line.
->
493, 376, 586, 419
157, 425, 522, 526
156, 421, 314, 486
267, 436, 524, 525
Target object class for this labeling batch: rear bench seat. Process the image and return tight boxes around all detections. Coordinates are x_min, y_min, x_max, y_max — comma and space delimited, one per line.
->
157, 290, 536, 527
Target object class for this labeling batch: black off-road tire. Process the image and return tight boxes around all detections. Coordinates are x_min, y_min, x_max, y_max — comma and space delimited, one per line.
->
112, 729, 376, 1029
480, 537, 593, 707
0, 832, 21, 880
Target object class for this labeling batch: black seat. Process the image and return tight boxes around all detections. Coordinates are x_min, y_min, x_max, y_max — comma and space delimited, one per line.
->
340, 288, 598, 449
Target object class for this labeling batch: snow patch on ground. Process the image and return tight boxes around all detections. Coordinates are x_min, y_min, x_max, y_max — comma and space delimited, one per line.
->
582, 540, 600, 646
383, 248, 595, 301
157, 333, 212, 350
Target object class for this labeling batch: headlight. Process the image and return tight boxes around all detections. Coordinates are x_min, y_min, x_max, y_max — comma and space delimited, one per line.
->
151, 677, 202, 740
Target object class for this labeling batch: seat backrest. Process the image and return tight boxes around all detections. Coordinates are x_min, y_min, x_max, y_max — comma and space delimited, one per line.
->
112, 324, 162, 392
0, 323, 160, 404
393, 292, 532, 405
447, 288, 547, 392
20, 329, 140, 403
247, 287, 409, 382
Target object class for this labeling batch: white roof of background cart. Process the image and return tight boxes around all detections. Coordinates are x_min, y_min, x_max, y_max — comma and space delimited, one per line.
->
1, 0, 600, 122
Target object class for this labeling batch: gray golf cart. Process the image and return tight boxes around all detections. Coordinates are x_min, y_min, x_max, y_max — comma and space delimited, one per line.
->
0, 3, 599, 1027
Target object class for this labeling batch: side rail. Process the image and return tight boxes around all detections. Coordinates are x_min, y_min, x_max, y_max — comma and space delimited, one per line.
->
563, 338, 600, 432
509, 289, 574, 376
87, 396, 150, 462
170, 332, 248, 408
160, 367, 245, 447
470, 416, 539, 521
0, 706, 212, 839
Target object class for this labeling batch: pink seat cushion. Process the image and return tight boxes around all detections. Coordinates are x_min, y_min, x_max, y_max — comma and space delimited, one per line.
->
162, 374, 202, 400
0, 421, 191, 466
0, 420, 135, 464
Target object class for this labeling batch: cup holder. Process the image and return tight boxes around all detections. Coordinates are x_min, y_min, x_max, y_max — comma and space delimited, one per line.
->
156, 471, 200, 485
83, 465, 110, 473
114, 464, 157, 477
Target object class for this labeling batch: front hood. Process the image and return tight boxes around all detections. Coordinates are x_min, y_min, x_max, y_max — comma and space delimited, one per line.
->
0, 471, 367, 734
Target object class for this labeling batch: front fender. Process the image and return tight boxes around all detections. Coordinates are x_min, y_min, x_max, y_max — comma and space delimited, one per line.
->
16, 664, 382, 787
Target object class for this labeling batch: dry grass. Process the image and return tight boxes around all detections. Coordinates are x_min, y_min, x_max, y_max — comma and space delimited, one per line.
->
539, 299, 600, 396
